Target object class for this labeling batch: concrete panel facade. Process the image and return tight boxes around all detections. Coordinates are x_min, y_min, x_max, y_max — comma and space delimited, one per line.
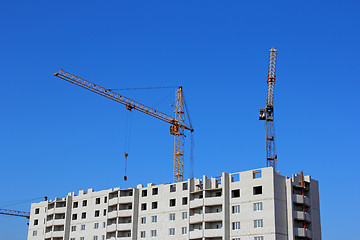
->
27, 167, 321, 240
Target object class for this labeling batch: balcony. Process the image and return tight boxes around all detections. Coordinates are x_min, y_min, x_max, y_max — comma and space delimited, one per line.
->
294, 211, 311, 222
293, 195, 310, 206
108, 211, 118, 219
109, 198, 118, 206
44, 232, 52, 239
118, 209, 132, 217
295, 228, 312, 238
118, 196, 133, 203
190, 198, 203, 208
204, 228, 223, 238
117, 223, 132, 231
51, 230, 65, 238
190, 214, 203, 224
53, 208, 66, 214
107, 224, 117, 232
47, 208, 55, 215
117, 230, 131, 239
204, 212, 222, 222
46, 220, 54, 227
204, 197, 222, 206
189, 229, 203, 239
52, 219, 66, 225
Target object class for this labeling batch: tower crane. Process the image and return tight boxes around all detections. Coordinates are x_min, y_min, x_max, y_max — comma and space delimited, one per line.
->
259, 48, 278, 169
0, 209, 30, 219
0, 197, 47, 220
54, 70, 194, 183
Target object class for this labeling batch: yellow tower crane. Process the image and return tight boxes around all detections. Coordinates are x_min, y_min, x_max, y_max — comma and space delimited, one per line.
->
54, 70, 194, 182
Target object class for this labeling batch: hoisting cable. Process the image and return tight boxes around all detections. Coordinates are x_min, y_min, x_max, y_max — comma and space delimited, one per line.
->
153, 89, 176, 109
182, 91, 195, 179
182, 91, 193, 129
123, 107, 133, 181
0, 196, 46, 208
190, 132, 195, 179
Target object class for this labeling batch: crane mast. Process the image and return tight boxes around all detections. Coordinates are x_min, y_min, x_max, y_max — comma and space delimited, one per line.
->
172, 87, 185, 183
259, 48, 278, 169
54, 70, 193, 182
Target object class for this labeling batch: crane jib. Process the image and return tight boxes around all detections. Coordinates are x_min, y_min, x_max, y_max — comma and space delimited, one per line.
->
54, 70, 193, 132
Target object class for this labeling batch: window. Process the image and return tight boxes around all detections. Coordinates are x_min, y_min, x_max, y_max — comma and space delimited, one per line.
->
141, 217, 146, 224
142, 190, 147, 197
183, 182, 188, 190
73, 202, 78, 208
232, 189, 240, 198
140, 231, 146, 238
81, 224, 85, 230
96, 197, 100, 204
152, 201, 158, 209
169, 213, 175, 221
103, 222, 106, 228
233, 238, 240, 240
71, 238, 75, 240
103, 209, 106, 216
34, 219, 38, 225
32, 230, 37, 236
72, 213, 77, 220
80, 237, 84, 240
82, 212, 86, 219
253, 170, 262, 179
182, 211, 187, 219
232, 221, 241, 230
93, 236, 98, 240
151, 230, 157, 237
104, 196, 107, 203
102, 235, 105, 240
253, 186, 262, 195
254, 237, 264, 240
35, 208, 40, 214
71, 226, 76, 232
182, 197, 188, 205
141, 203, 147, 211
170, 199, 176, 207
254, 202, 263, 211
169, 228, 175, 235
254, 219, 263, 228
152, 188, 158, 195
95, 210, 100, 217
83, 200, 87, 207
231, 173, 240, 182
182, 227, 187, 234
94, 222, 99, 229
170, 184, 176, 192
151, 215, 157, 223
232, 205, 240, 214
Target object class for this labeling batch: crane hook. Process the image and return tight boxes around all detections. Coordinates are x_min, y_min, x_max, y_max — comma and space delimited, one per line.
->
124, 153, 128, 181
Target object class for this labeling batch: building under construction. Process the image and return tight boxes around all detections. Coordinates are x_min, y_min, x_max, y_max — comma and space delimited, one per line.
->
27, 167, 321, 240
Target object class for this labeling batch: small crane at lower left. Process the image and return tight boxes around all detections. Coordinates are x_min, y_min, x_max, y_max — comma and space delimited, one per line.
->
0, 208, 30, 219
0, 196, 47, 221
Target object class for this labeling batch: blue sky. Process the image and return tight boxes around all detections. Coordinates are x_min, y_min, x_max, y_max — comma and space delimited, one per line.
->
1, 1, 359, 239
